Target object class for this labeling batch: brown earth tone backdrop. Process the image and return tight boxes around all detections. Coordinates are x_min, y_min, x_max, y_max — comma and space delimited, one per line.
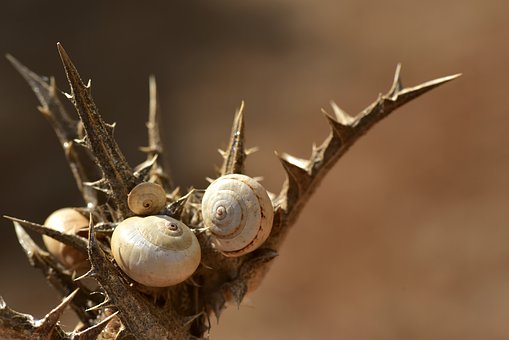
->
0, 1, 508, 339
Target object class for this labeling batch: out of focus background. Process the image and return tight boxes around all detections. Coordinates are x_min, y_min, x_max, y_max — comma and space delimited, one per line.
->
0, 1, 508, 339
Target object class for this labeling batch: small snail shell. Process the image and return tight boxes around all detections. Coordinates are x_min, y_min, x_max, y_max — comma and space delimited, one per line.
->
43, 208, 89, 269
128, 182, 166, 215
111, 215, 201, 287
201, 174, 274, 257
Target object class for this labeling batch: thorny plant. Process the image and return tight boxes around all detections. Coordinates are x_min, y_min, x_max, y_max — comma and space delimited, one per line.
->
0, 43, 459, 339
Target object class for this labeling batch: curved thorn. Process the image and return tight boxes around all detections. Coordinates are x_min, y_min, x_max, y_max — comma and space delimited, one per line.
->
5, 215, 88, 254
220, 101, 247, 175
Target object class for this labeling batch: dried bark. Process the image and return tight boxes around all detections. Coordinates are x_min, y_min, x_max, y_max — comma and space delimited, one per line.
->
1, 44, 460, 339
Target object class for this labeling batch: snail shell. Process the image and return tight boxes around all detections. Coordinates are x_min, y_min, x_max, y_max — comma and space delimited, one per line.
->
201, 174, 274, 257
43, 208, 89, 269
111, 215, 201, 287
128, 182, 166, 215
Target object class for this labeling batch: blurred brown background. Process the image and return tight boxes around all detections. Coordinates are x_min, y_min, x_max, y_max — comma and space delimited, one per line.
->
0, 1, 508, 339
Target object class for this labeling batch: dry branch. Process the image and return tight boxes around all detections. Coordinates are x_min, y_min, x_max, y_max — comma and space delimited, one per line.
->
1, 45, 459, 339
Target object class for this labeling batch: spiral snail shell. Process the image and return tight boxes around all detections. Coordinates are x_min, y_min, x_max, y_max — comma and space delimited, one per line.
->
201, 174, 274, 257
110, 215, 201, 287
127, 182, 166, 215
43, 208, 89, 269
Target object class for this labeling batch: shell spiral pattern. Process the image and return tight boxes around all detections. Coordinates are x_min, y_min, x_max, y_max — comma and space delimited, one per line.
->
127, 182, 167, 216
201, 174, 274, 257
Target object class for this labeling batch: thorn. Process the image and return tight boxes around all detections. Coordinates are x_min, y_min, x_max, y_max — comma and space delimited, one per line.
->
57, 43, 80, 95
93, 222, 117, 233
105, 122, 116, 136
133, 154, 158, 180
48, 76, 58, 94
380, 69, 462, 105
400, 72, 462, 95
83, 179, 110, 194
245, 146, 259, 155
193, 227, 209, 234
143, 74, 174, 191
388, 63, 403, 98
87, 212, 97, 251
85, 298, 112, 312
5, 215, 88, 253
74, 268, 96, 281
224, 282, 247, 309
184, 312, 204, 327
275, 151, 312, 201
311, 143, 319, 154
232, 296, 243, 309
83, 178, 106, 186
147, 76, 160, 151
238, 100, 245, 111
73, 136, 88, 147
13, 221, 44, 259
149, 75, 157, 118
322, 110, 353, 140
37, 289, 79, 335
217, 148, 227, 158
165, 189, 194, 219
114, 327, 130, 340
329, 101, 356, 126
72, 310, 119, 339
211, 293, 226, 323
90, 290, 107, 297
83, 178, 107, 188
220, 101, 247, 175
275, 151, 310, 173
275, 151, 311, 186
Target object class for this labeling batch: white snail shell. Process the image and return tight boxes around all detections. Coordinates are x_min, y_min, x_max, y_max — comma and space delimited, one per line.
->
111, 215, 201, 287
128, 182, 166, 216
43, 208, 89, 269
201, 174, 274, 257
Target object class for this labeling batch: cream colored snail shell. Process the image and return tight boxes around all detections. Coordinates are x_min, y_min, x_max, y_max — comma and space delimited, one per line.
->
111, 215, 201, 287
43, 208, 89, 269
201, 174, 274, 257
127, 182, 166, 215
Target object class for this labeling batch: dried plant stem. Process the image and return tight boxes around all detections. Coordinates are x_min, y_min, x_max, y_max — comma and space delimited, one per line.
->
1, 45, 459, 339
